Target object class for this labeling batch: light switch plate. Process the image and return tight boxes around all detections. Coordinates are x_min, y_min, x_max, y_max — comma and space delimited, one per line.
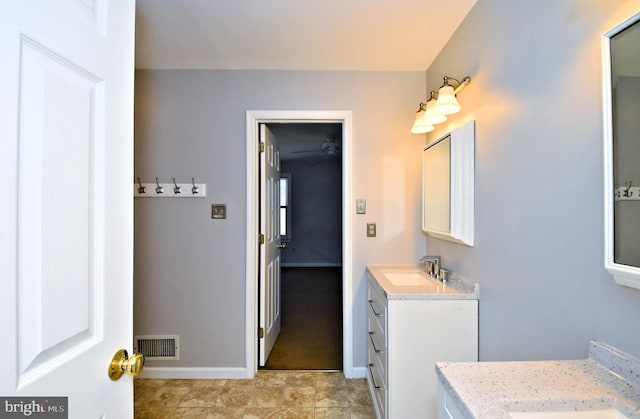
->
356, 199, 366, 214
367, 223, 376, 237
211, 204, 227, 219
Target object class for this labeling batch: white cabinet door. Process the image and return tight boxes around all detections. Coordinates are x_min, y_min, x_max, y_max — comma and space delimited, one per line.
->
0, 0, 136, 417
388, 299, 478, 418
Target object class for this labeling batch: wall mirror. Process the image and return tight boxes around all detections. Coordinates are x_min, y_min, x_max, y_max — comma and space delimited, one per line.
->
422, 120, 475, 246
603, 12, 640, 289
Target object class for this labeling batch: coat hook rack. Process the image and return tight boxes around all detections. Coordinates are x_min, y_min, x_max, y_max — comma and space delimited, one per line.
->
615, 181, 640, 201
134, 177, 207, 198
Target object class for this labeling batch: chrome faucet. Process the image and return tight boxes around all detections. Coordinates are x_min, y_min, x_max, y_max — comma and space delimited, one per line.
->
419, 255, 441, 279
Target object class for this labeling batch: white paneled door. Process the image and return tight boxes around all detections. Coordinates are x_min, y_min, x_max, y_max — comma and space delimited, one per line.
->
0, 0, 136, 417
259, 124, 282, 366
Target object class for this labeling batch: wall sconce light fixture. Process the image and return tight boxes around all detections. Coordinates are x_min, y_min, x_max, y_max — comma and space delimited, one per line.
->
411, 75, 471, 134
410, 102, 434, 134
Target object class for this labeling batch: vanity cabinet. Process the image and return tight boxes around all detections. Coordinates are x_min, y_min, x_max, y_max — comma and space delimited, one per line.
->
438, 381, 466, 419
366, 272, 478, 419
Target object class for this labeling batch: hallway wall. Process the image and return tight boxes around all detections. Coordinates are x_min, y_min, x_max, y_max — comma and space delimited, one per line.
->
279, 156, 342, 267
133, 70, 425, 370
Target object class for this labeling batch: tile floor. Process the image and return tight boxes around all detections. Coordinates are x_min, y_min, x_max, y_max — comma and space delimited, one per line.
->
134, 370, 376, 418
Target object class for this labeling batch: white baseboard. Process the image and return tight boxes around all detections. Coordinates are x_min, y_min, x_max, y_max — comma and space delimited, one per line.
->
138, 367, 252, 379
345, 366, 367, 379
139, 366, 366, 380
281, 263, 342, 268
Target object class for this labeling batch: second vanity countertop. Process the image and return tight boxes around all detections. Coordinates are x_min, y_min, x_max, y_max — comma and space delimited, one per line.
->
366, 265, 479, 300
436, 341, 640, 418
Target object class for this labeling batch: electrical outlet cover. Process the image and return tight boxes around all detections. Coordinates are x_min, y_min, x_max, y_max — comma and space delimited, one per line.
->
211, 204, 227, 219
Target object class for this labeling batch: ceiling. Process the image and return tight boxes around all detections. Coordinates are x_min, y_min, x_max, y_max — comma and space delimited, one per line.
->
135, 0, 477, 71
268, 123, 342, 161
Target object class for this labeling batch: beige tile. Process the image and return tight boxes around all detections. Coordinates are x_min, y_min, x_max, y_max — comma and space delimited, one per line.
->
282, 386, 316, 408
149, 386, 192, 408
205, 407, 245, 419
179, 387, 224, 407
214, 386, 253, 407
164, 379, 197, 387
316, 372, 347, 388
280, 407, 314, 419
193, 379, 228, 388
247, 386, 284, 408
284, 371, 316, 387
224, 378, 255, 387
243, 407, 279, 418
135, 385, 160, 408
315, 386, 349, 408
171, 407, 208, 418
255, 370, 287, 387
347, 385, 372, 408
347, 378, 368, 390
134, 373, 376, 419
349, 406, 377, 418
314, 407, 351, 418
134, 407, 174, 419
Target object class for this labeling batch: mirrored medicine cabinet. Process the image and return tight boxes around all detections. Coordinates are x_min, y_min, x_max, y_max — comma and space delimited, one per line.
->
422, 120, 475, 246
603, 12, 640, 289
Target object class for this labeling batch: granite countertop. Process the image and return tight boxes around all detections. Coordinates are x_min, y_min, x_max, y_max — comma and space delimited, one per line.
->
366, 265, 479, 300
436, 341, 640, 418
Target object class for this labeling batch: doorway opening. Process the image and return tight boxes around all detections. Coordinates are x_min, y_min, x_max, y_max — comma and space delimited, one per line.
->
262, 122, 343, 370
245, 110, 354, 377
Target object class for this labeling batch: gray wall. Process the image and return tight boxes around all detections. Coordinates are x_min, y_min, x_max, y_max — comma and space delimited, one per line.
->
424, 0, 640, 361
133, 70, 425, 368
280, 157, 342, 266
135, 0, 640, 370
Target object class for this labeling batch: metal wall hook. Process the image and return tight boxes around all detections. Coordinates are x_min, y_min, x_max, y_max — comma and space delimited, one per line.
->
191, 177, 199, 195
172, 177, 181, 194
137, 177, 146, 194
135, 179, 206, 198
624, 181, 633, 197
155, 177, 164, 194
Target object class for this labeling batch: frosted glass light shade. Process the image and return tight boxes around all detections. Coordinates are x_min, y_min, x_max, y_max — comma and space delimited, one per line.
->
411, 110, 434, 134
435, 85, 461, 115
423, 100, 447, 125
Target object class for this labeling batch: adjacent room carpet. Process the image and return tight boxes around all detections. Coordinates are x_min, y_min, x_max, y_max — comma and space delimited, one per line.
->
263, 267, 343, 370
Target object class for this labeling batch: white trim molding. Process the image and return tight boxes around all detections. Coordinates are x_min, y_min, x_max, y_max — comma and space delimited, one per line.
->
422, 120, 475, 247
245, 110, 355, 377
602, 12, 640, 290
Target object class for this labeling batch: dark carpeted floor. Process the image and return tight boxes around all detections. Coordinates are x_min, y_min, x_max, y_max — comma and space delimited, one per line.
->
263, 267, 343, 370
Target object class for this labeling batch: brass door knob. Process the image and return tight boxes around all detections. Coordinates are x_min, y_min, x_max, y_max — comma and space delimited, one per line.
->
276, 243, 286, 249
109, 349, 145, 380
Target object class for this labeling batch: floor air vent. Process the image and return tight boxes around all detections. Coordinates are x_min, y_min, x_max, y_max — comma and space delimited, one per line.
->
134, 335, 179, 361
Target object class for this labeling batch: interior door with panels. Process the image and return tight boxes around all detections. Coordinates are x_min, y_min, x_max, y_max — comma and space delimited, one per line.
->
259, 124, 283, 366
0, 0, 136, 417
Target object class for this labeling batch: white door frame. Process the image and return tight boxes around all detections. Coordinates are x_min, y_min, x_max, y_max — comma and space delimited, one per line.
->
245, 110, 354, 377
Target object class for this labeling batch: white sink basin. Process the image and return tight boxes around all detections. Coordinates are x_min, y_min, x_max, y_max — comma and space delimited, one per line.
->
509, 409, 629, 419
380, 270, 433, 287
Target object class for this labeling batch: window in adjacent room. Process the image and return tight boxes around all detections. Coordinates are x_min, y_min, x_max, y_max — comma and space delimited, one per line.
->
280, 174, 291, 239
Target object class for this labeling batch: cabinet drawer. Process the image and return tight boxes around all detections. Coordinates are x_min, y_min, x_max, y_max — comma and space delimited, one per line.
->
442, 384, 465, 419
367, 312, 386, 374
367, 282, 386, 329
367, 330, 386, 384
367, 357, 386, 418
